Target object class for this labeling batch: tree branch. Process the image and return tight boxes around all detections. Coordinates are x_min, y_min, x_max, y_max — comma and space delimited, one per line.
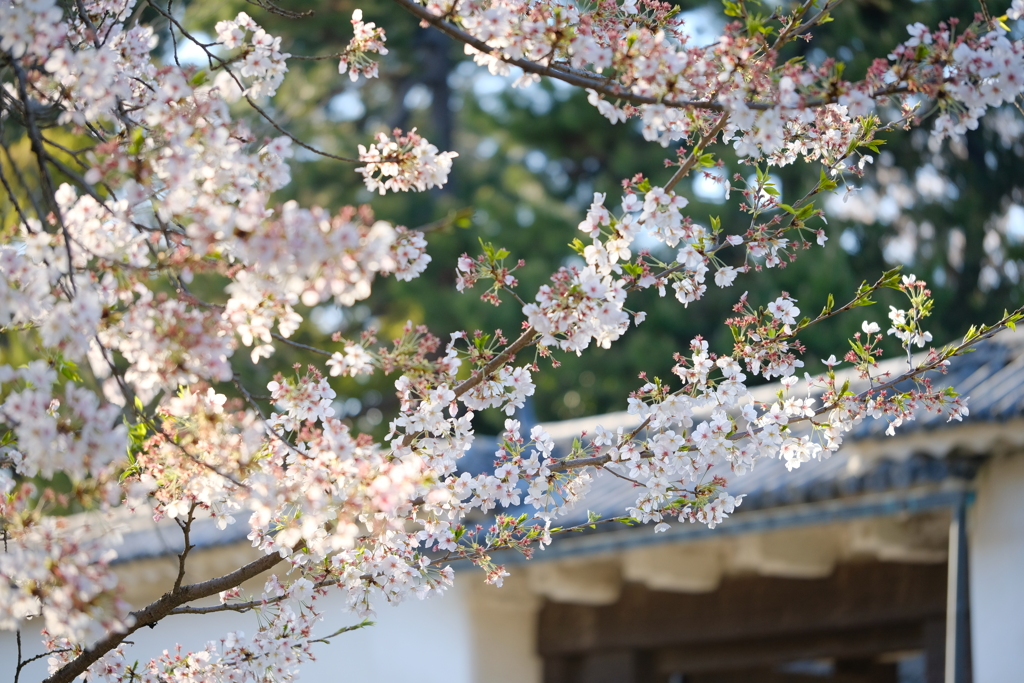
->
663, 113, 730, 193
171, 504, 199, 593
549, 309, 1023, 473
390, 0, 908, 112
43, 550, 289, 683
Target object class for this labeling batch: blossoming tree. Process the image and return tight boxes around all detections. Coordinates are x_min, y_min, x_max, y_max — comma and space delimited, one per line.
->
1, 0, 1023, 680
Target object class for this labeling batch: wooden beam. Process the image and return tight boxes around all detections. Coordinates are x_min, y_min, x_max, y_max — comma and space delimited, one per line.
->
622, 541, 723, 593
545, 626, 920, 682
653, 623, 923, 674
681, 666, 896, 683
731, 526, 840, 578
848, 513, 948, 563
538, 562, 946, 655
527, 558, 622, 606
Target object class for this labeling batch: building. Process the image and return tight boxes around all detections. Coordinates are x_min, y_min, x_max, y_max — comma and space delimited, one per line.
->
4, 331, 1024, 683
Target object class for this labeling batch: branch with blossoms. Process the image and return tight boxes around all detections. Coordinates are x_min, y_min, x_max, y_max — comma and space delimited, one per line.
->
1, 0, 1023, 681
549, 304, 1022, 476
429, 288, 1020, 547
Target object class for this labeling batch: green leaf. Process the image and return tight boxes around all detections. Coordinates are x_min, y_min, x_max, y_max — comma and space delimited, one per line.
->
820, 293, 834, 316
818, 167, 838, 191
57, 358, 81, 383
128, 127, 145, 155
796, 203, 817, 220
880, 267, 904, 289
622, 263, 643, 278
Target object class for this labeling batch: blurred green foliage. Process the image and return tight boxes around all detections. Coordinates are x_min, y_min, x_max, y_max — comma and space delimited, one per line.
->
172, 0, 1022, 433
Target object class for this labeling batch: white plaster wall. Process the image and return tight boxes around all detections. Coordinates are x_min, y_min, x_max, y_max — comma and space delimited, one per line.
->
969, 452, 1024, 683
466, 573, 543, 683
0, 577, 475, 683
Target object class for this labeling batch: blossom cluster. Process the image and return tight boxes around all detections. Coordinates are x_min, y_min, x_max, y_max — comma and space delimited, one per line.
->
523, 266, 631, 354
338, 9, 389, 81
356, 128, 459, 194
0, 0, 458, 665
215, 12, 291, 99
0, 502, 132, 644
886, 22, 1024, 143
1, 362, 126, 479
0, 0, 1018, 680
419, 0, 1024, 170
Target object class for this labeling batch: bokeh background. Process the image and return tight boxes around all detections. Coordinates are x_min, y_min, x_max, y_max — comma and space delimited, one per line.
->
178, 0, 1024, 436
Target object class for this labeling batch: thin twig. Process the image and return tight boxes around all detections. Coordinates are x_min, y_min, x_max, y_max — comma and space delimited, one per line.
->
549, 310, 1023, 473
664, 114, 730, 193
10, 60, 77, 291
244, 95, 359, 163
270, 332, 333, 357
172, 503, 199, 593
309, 620, 374, 644
144, 0, 360, 164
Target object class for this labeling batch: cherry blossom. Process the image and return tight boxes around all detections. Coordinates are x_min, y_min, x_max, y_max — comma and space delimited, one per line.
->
356, 128, 458, 194
0, 0, 1022, 680
338, 9, 389, 81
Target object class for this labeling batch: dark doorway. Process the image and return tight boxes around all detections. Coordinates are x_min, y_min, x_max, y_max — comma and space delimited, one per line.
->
538, 562, 948, 683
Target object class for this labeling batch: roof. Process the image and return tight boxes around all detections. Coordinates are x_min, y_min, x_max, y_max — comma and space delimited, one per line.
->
107, 330, 1024, 565
463, 328, 1024, 532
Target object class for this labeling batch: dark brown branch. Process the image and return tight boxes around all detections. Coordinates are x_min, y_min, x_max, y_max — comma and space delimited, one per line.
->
453, 326, 538, 400
390, 0, 908, 112
172, 503, 199, 593
10, 60, 77, 288
663, 113, 730, 193
43, 551, 288, 683
168, 575, 335, 617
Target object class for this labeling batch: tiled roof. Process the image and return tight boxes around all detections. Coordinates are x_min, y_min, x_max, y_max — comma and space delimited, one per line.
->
463, 329, 1024, 529
108, 331, 1023, 563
